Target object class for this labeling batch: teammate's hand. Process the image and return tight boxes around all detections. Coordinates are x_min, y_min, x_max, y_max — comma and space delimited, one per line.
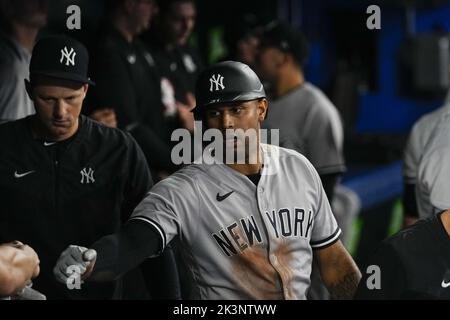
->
53, 245, 97, 285
2, 241, 40, 278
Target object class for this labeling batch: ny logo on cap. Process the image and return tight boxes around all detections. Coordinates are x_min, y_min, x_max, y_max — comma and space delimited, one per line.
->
209, 74, 225, 92
60, 46, 76, 66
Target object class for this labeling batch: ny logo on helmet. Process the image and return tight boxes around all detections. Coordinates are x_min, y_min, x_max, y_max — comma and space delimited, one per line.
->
209, 74, 225, 92
80, 167, 95, 184
60, 46, 76, 66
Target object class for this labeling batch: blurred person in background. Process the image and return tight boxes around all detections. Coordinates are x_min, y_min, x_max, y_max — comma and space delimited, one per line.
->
91, 0, 178, 179
222, 13, 262, 70
403, 86, 450, 226
0, 0, 48, 124
0, 35, 180, 299
355, 208, 450, 299
144, 0, 203, 132
257, 22, 345, 215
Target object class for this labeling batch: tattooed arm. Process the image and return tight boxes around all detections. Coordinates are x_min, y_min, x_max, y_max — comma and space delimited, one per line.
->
314, 240, 361, 299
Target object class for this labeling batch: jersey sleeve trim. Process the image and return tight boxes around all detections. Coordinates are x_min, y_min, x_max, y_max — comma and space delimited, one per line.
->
310, 227, 341, 249
129, 215, 167, 250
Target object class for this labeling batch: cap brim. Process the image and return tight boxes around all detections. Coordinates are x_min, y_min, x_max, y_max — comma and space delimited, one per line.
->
31, 71, 95, 86
192, 91, 266, 113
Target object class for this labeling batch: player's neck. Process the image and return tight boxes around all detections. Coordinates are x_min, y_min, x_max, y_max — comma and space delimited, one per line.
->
227, 162, 262, 176
226, 149, 262, 176
441, 210, 450, 237
275, 67, 304, 98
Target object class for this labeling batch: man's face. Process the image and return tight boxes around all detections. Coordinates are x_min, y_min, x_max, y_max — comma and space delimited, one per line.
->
129, 0, 155, 34
204, 99, 267, 162
256, 46, 284, 84
29, 79, 88, 140
16, 0, 48, 29
164, 1, 196, 46
236, 35, 260, 66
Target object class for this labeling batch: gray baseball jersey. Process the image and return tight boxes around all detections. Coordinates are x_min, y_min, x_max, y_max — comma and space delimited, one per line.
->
130, 144, 341, 299
263, 82, 345, 175
415, 111, 450, 216
403, 96, 450, 217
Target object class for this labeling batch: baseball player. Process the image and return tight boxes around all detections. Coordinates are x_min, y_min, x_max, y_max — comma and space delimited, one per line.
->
54, 61, 361, 300
403, 93, 450, 224
355, 209, 450, 299
414, 111, 450, 215
0, 35, 179, 299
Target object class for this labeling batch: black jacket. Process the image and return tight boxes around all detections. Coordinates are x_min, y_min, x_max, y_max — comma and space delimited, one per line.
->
90, 26, 176, 174
355, 212, 450, 300
0, 115, 153, 299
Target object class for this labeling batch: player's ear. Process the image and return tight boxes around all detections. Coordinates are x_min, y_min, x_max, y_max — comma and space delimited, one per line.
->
257, 98, 268, 121
24, 79, 33, 100
82, 84, 89, 97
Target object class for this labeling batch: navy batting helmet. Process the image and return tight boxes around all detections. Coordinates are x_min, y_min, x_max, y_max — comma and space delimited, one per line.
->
193, 61, 266, 116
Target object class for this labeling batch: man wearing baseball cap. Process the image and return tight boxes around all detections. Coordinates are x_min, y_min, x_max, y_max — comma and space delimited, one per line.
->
0, 35, 179, 299
53, 61, 361, 300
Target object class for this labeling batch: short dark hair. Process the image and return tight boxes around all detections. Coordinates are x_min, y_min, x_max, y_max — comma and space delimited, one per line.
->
0, 0, 47, 31
157, 0, 195, 16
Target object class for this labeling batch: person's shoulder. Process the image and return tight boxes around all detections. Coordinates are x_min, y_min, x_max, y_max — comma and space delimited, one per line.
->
261, 144, 316, 174
411, 106, 446, 135
300, 82, 329, 101
151, 165, 204, 196
383, 217, 435, 256
301, 82, 339, 114
82, 116, 134, 147
171, 163, 210, 182
419, 113, 450, 156
0, 33, 16, 62
0, 117, 28, 136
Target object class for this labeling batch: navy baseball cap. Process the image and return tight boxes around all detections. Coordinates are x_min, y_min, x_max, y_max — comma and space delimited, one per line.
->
29, 35, 95, 85
260, 22, 309, 67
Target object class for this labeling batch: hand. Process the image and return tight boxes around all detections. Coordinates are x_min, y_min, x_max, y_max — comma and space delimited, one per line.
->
177, 93, 196, 132
53, 245, 97, 285
3, 241, 40, 278
20, 245, 40, 278
90, 108, 117, 128
403, 216, 418, 228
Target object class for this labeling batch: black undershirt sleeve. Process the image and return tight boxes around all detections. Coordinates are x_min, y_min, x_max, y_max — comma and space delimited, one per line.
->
319, 173, 341, 203
89, 219, 162, 282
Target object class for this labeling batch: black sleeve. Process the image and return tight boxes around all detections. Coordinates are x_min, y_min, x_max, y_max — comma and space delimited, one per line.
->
140, 245, 182, 300
319, 173, 341, 203
354, 242, 406, 300
403, 183, 419, 218
120, 135, 153, 222
90, 219, 162, 282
